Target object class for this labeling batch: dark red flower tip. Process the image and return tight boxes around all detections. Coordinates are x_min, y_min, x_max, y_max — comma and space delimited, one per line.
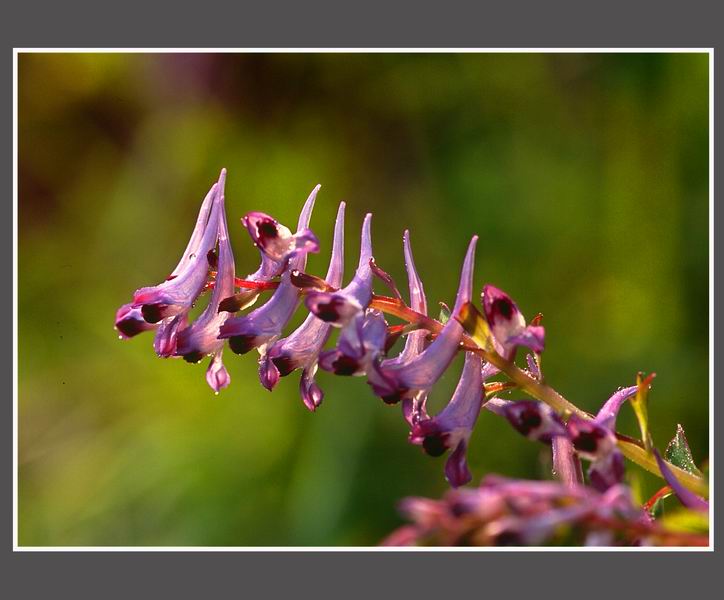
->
422, 434, 449, 457
141, 303, 168, 324
331, 355, 360, 376
271, 354, 298, 377
182, 350, 205, 364
313, 297, 348, 322
571, 426, 607, 454
228, 334, 259, 355
206, 249, 218, 269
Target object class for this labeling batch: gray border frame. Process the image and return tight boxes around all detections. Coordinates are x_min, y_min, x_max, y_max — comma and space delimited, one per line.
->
3, 0, 722, 597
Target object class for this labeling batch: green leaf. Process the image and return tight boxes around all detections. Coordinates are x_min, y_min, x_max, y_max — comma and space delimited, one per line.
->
438, 302, 451, 325
665, 424, 703, 477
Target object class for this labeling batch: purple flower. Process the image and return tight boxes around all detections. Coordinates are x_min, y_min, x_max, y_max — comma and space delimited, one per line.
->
153, 313, 189, 358
481, 285, 544, 359
318, 310, 388, 376
131, 170, 225, 323
367, 236, 478, 405
653, 450, 709, 512
383, 231, 430, 426
169, 187, 237, 392
114, 303, 158, 339
206, 351, 231, 394
257, 202, 346, 410
410, 351, 484, 488
218, 186, 320, 354
304, 213, 374, 327
565, 386, 637, 492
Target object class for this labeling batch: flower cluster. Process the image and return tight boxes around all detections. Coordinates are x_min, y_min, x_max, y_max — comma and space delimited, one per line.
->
382, 475, 708, 547
117, 170, 523, 487
116, 170, 709, 545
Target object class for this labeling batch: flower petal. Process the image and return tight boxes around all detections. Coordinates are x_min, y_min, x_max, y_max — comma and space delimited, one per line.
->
133, 170, 225, 322
206, 351, 231, 393
369, 236, 477, 403
305, 213, 373, 327
218, 187, 319, 353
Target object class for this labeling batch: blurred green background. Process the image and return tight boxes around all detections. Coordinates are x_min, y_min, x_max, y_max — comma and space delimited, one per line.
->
18, 53, 709, 546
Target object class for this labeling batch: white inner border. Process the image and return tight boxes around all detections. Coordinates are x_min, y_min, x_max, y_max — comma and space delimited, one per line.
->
12, 48, 715, 552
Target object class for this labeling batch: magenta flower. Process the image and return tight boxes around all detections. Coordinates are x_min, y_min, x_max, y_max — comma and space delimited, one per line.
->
305, 213, 374, 327
131, 171, 225, 323
382, 231, 430, 427
367, 236, 478, 405
481, 285, 544, 359
218, 186, 320, 354
257, 202, 346, 410
410, 351, 484, 488
565, 386, 638, 492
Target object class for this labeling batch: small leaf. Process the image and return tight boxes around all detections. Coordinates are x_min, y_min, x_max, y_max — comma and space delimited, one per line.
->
659, 506, 709, 535
456, 302, 494, 351
438, 302, 451, 325
665, 424, 703, 477
631, 371, 655, 451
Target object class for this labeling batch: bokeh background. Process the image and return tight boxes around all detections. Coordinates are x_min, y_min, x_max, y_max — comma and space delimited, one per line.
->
18, 53, 709, 546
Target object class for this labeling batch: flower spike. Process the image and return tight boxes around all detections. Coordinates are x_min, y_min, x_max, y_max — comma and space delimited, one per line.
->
218, 186, 319, 354
258, 202, 346, 409
368, 236, 478, 405
305, 213, 374, 327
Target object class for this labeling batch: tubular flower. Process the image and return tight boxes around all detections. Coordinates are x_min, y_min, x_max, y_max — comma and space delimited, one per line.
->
173, 188, 236, 392
131, 171, 225, 323
368, 236, 478, 405
217, 186, 320, 354
410, 351, 484, 488
566, 386, 638, 492
305, 213, 374, 327
381, 231, 430, 427
258, 202, 346, 410
481, 284, 544, 359
318, 310, 388, 376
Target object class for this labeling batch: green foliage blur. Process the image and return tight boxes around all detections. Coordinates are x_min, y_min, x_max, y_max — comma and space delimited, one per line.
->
18, 53, 709, 546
